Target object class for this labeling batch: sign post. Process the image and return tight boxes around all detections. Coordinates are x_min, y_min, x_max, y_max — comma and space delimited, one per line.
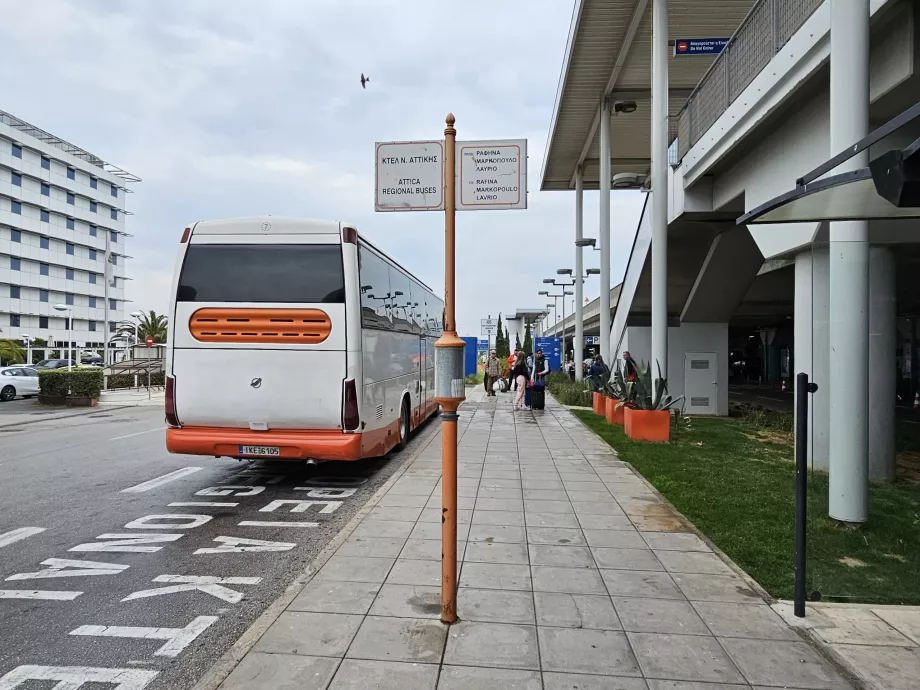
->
375, 118, 527, 626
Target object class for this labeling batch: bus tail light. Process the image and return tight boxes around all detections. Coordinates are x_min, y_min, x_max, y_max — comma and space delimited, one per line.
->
165, 376, 181, 427
180, 227, 191, 243
342, 227, 357, 244
342, 378, 359, 431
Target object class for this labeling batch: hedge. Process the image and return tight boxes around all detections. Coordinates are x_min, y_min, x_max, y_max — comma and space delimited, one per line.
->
107, 371, 165, 389
38, 369, 104, 399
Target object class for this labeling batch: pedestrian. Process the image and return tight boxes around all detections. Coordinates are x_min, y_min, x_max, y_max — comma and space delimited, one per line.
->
622, 350, 639, 382
484, 349, 502, 397
531, 349, 550, 383
511, 352, 530, 410
507, 349, 518, 390
588, 354, 605, 392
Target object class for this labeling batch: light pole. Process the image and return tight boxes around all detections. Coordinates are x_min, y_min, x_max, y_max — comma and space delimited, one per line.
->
564, 260, 602, 373
130, 310, 144, 360
545, 273, 576, 362
53, 305, 73, 371
22, 334, 31, 366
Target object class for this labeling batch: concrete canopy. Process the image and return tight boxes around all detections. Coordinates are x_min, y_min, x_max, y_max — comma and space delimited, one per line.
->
540, 0, 757, 191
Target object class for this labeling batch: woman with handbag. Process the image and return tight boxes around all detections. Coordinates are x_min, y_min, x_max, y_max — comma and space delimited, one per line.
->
510, 352, 530, 411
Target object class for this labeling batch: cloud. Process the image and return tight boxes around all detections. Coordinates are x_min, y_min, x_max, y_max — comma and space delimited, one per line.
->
0, 0, 645, 335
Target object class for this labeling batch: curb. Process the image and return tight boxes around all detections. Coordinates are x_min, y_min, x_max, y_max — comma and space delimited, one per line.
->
189, 417, 442, 690
0, 405, 134, 429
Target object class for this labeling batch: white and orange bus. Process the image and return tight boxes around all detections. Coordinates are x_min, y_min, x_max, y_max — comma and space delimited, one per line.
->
164, 216, 443, 462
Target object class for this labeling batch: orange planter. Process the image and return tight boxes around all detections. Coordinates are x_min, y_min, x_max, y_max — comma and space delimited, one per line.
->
624, 407, 671, 442
605, 397, 625, 425
593, 392, 607, 415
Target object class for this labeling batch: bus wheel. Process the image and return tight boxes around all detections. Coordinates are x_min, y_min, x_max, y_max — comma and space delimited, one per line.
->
397, 399, 410, 452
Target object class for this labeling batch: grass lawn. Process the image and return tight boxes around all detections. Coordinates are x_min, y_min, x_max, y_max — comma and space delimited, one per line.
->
573, 410, 920, 605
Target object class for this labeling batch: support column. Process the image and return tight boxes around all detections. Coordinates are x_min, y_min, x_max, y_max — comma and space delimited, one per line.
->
599, 99, 612, 364
869, 246, 896, 482
828, 0, 870, 523
795, 249, 830, 471
651, 0, 669, 390
575, 167, 585, 380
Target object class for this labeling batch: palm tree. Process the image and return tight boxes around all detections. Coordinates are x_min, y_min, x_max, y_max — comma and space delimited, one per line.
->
0, 339, 25, 366
136, 311, 168, 343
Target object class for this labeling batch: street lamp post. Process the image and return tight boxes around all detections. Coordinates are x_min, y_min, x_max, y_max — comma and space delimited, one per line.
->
22, 334, 31, 366
546, 273, 576, 364
53, 305, 73, 371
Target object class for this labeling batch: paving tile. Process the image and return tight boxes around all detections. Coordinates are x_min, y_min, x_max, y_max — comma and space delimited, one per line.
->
369, 584, 443, 619
524, 499, 575, 514
351, 520, 416, 540
438, 665, 541, 690
379, 493, 430, 508
592, 547, 664, 571
400, 538, 466, 562
720, 637, 853, 689
472, 510, 526, 527
386, 559, 443, 587
289, 579, 380, 614
600, 570, 684, 600
328, 659, 438, 690
532, 566, 607, 595
463, 540, 529, 565
543, 673, 648, 690
578, 514, 636, 530
254, 612, 362, 657
467, 524, 527, 544
336, 535, 407, 559
458, 587, 535, 624
654, 550, 733, 575
526, 511, 582, 528
641, 532, 712, 552
315, 556, 396, 584
474, 497, 523, 512
630, 514, 690, 532
692, 601, 798, 640
673, 573, 761, 603
646, 681, 746, 690
583, 529, 647, 549
527, 527, 587, 546
534, 592, 621, 630
529, 544, 595, 567
565, 490, 615, 502
460, 562, 532, 591
872, 608, 920, 645
613, 597, 709, 635
444, 621, 539, 670
524, 489, 570, 501
479, 478, 523, 488
347, 616, 447, 663
814, 607, 914, 646
478, 487, 524, 500
522, 479, 566, 490
629, 632, 745, 684
539, 628, 641, 676
830, 643, 919, 690
410, 521, 471, 541
220, 653, 339, 690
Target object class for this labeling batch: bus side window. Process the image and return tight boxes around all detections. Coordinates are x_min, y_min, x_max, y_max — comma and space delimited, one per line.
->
359, 246, 392, 330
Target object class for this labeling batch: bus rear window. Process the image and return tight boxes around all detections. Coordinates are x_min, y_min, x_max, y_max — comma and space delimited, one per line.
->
177, 244, 345, 303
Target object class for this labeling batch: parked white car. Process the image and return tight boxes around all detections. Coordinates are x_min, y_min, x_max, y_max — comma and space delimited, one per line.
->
0, 366, 39, 401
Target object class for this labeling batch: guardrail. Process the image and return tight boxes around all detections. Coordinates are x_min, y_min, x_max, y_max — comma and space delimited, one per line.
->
670, 0, 824, 163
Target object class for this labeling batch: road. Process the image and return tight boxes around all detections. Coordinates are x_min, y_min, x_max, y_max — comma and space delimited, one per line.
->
0, 404, 435, 689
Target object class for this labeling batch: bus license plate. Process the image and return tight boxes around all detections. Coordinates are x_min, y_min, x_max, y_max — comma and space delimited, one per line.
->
239, 445, 280, 457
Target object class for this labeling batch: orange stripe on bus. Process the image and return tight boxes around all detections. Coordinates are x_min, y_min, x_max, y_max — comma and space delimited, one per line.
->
188, 308, 332, 344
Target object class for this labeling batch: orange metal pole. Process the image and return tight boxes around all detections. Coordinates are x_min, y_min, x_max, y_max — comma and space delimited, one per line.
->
434, 113, 465, 624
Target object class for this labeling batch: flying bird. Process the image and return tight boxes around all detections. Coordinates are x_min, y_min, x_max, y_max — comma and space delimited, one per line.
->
360, 73, 369, 89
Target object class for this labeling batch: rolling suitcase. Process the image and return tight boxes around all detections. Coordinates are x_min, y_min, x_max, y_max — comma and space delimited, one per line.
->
531, 380, 545, 410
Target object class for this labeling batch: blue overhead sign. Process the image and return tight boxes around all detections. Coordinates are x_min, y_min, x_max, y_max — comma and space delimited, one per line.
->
674, 38, 730, 56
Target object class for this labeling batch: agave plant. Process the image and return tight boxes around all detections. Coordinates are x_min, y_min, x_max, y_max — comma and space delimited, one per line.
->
619, 360, 684, 412
604, 361, 628, 400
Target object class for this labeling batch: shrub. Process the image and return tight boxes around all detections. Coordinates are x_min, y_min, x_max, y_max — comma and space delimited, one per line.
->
546, 372, 592, 407
465, 371, 484, 385
38, 370, 68, 397
69, 369, 104, 398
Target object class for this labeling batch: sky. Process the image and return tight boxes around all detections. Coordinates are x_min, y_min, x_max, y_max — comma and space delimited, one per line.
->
0, 0, 645, 336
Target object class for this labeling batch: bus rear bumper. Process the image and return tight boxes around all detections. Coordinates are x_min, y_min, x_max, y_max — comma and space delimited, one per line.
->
166, 426, 362, 461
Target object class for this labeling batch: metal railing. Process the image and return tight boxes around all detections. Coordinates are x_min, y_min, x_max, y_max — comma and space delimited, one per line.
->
671, 0, 824, 164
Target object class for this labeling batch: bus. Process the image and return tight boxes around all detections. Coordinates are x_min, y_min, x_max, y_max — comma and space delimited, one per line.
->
164, 216, 444, 462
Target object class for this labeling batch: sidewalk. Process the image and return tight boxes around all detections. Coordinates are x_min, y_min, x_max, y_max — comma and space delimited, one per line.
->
214, 388, 856, 690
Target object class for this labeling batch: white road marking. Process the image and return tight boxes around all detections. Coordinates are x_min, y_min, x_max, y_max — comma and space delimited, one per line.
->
7, 558, 129, 580
70, 534, 183, 554
238, 520, 319, 527
109, 427, 165, 441
122, 575, 262, 603
0, 589, 82, 600
0, 527, 46, 549
70, 616, 217, 657
121, 467, 203, 493
259, 499, 342, 514
295, 487, 358, 498
168, 502, 239, 508
0, 665, 158, 690
196, 485, 264, 497
124, 514, 212, 530
194, 536, 296, 554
